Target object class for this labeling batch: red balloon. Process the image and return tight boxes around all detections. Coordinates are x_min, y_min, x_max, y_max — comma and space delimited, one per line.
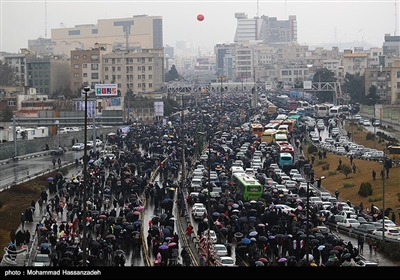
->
197, 14, 204, 21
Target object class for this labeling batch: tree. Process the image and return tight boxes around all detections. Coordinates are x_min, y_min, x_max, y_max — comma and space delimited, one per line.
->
366, 85, 380, 105
341, 164, 352, 178
312, 68, 336, 83
343, 72, 365, 103
0, 61, 19, 85
0, 105, 14, 122
165, 65, 180, 82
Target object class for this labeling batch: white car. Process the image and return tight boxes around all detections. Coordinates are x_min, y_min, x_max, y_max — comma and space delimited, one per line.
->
71, 143, 85, 151
372, 227, 400, 238
219, 256, 236, 267
203, 229, 217, 243
337, 218, 360, 228
274, 204, 296, 214
319, 192, 332, 201
192, 207, 207, 220
213, 244, 228, 257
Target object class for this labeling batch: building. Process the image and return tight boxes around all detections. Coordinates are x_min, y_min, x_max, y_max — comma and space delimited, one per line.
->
3, 49, 36, 87
364, 59, 400, 104
382, 34, 400, 56
51, 15, 163, 56
342, 50, 368, 75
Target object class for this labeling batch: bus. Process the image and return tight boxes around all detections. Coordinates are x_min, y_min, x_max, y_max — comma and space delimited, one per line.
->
329, 106, 341, 117
261, 129, 276, 144
315, 104, 328, 118
232, 174, 263, 201
273, 131, 288, 142
304, 106, 316, 117
267, 105, 277, 115
388, 146, 400, 160
279, 152, 294, 167
288, 115, 301, 128
250, 123, 264, 138
297, 100, 310, 108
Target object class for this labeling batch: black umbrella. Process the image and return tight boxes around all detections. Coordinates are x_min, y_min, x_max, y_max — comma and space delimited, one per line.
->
258, 235, 268, 242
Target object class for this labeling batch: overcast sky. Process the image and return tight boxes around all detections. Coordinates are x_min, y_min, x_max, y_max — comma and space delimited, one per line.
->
1, 0, 399, 54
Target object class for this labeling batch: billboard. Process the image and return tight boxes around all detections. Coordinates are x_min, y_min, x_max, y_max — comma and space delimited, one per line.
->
73, 100, 96, 118
303, 81, 312, 90
95, 84, 118, 96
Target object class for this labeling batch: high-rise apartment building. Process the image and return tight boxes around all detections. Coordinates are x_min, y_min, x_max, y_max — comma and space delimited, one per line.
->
51, 15, 163, 56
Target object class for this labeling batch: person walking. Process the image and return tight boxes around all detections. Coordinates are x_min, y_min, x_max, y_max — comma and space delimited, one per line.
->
367, 237, 374, 253
52, 158, 56, 168
357, 235, 364, 254
20, 213, 26, 230
335, 189, 340, 200
372, 170, 376, 180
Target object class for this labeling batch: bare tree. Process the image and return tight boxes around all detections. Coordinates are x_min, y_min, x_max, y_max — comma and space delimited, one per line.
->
0, 61, 19, 85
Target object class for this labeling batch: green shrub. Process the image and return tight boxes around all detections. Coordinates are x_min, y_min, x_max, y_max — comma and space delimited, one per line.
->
358, 182, 373, 197
308, 145, 318, 154
10, 184, 37, 194
341, 164, 352, 178
343, 182, 356, 188
317, 159, 327, 165
328, 170, 338, 176
365, 132, 375, 140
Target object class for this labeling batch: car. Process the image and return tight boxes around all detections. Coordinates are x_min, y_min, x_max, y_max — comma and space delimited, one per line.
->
289, 169, 300, 176
356, 216, 370, 225
319, 192, 331, 201
291, 173, 304, 181
219, 256, 236, 267
71, 143, 85, 151
373, 120, 381, 127
213, 244, 228, 257
275, 184, 289, 194
355, 259, 379, 267
284, 180, 297, 191
315, 225, 330, 235
95, 139, 103, 147
375, 219, 397, 228
372, 227, 400, 238
50, 147, 64, 155
362, 119, 372, 126
274, 204, 296, 214
105, 153, 116, 160
86, 141, 94, 148
337, 218, 361, 228
331, 127, 340, 137
192, 207, 207, 220
192, 203, 205, 211
33, 253, 51, 266
335, 146, 346, 155
355, 223, 378, 234
203, 229, 217, 243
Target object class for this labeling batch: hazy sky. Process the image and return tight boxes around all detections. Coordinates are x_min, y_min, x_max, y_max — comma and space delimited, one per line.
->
1, 0, 399, 54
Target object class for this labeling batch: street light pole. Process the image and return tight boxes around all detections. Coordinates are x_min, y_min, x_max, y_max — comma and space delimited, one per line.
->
306, 180, 310, 266
207, 133, 211, 267
81, 86, 90, 266
382, 149, 386, 241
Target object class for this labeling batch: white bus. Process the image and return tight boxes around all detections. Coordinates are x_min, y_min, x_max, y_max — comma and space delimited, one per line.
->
329, 106, 341, 117
315, 104, 328, 118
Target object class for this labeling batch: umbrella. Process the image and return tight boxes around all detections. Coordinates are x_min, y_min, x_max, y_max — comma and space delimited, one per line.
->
342, 253, 351, 260
249, 231, 258, 237
232, 203, 239, 209
168, 242, 177, 247
258, 236, 268, 242
47, 177, 53, 181
40, 243, 50, 249
278, 257, 287, 263
99, 214, 107, 219
329, 249, 339, 255
258, 257, 268, 263
255, 261, 264, 266
159, 245, 168, 250
105, 234, 115, 240
317, 245, 325, 251
242, 238, 251, 245
333, 245, 343, 251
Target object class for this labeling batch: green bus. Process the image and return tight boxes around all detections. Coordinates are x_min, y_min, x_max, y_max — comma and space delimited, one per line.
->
232, 174, 263, 201
288, 115, 301, 127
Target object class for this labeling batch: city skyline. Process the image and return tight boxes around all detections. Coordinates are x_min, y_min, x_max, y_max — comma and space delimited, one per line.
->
1, 0, 399, 54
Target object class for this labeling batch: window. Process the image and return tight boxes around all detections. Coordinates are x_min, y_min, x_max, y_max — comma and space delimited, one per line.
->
149, 74, 152, 79
397, 71, 400, 78
91, 54, 99, 61
44, 79, 49, 85
148, 57, 152, 62
73, 55, 79, 60
83, 73, 87, 77
117, 66, 121, 71
138, 83, 142, 88
74, 64, 79, 69
149, 83, 153, 88
105, 75, 109, 80
91, 73, 99, 79
8, 100, 16, 106
83, 55, 87, 59
104, 66, 108, 71
91, 64, 99, 70
104, 59, 109, 63
148, 66, 152, 70
117, 75, 121, 79
138, 66, 142, 71
74, 73, 79, 78
83, 64, 87, 68
68, 30, 80, 35
138, 75, 141, 79
92, 29, 98, 34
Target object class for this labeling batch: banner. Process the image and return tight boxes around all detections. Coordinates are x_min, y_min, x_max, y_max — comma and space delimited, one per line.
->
95, 84, 118, 96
